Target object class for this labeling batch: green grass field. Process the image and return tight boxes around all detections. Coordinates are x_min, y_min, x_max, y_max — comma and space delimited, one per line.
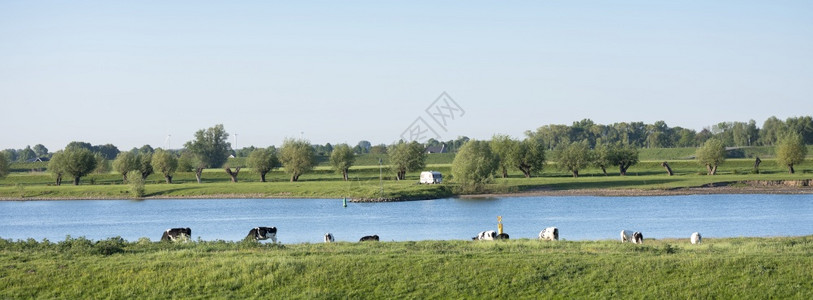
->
1, 236, 811, 298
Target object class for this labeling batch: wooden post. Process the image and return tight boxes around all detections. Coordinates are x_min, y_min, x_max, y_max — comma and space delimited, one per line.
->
497, 216, 503, 235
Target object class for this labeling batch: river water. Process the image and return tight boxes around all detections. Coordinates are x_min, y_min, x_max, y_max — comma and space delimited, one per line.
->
1, 194, 811, 243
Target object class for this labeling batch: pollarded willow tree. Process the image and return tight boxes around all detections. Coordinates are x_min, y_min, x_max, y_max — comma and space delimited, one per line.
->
696, 138, 726, 175
553, 141, 591, 178
490, 134, 518, 178
247, 148, 280, 182
113, 151, 139, 182
151, 149, 178, 183
775, 132, 807, 174
279, 138, 316, 182
329, 144, 355, 181
388, 141, 427, 180
50, 147, 97, 185
184, 124, 231, 183
513, 137, 546, 178
607, 144, 639, 176
451, 140, 499, 191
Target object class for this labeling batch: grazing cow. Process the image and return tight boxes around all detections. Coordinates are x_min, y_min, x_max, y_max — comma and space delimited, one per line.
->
246, 227, 277, 242
621, 230, 643, 244
691, 232, 702, 245
495, 233, 509, 240
539, 227, 559, 241
472, 230, 497, 241
359, 235, 379, 242
633, 232, 643, 244
324, 233, 335, 243
161, 228, 191, 242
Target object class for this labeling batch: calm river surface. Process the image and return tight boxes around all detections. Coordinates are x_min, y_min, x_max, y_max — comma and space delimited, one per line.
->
1, 194, 811, 243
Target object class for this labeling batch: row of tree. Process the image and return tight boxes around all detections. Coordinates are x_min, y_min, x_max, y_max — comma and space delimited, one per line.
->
526, 116, 813, 150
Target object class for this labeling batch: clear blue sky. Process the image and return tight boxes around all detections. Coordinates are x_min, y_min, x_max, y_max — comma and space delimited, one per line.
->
2, 1, 811, 151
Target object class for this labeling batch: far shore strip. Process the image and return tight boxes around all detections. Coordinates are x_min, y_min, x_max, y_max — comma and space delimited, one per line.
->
2, 185, 812, 201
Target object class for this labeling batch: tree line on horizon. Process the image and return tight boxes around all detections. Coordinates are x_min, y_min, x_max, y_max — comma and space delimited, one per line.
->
0, 116, 810, 186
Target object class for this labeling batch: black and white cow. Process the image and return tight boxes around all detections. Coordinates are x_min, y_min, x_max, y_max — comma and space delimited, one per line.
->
359, 235, 379, 242
495, 233, 510, 240
161, 228, 191, 242
621, 230, 644, 244
691, 232, 702, 245
246, 227, 277, 242
324, 233, 335, 243
472, 230, 497, 241
539, 227, 559, 241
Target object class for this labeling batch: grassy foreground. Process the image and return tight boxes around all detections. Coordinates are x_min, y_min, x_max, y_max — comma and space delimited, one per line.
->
1, 236, 811, 298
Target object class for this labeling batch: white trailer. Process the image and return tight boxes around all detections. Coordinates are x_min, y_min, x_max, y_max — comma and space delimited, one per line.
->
419, 171, 442, 184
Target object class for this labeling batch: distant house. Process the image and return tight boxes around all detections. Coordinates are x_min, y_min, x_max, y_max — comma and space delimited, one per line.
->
425, 144, 446, 154
26, 157, 50, 163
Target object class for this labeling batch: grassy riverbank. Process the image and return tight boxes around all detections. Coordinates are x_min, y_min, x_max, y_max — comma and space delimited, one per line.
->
1, 158, 812, 200
1, 236, 811, 298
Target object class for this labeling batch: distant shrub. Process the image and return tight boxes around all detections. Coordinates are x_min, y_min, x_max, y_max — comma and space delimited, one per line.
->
127, 170, 145, 198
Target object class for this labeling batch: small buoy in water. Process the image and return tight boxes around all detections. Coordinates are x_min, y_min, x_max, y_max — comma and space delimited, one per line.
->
343, 197, 347, 207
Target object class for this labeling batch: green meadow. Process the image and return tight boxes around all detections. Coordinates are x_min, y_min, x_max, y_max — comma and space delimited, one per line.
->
1, 236, 811, 299
1, 148, 812, 200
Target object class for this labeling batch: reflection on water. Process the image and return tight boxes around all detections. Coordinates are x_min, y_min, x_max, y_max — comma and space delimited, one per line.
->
0, 194, 811, 243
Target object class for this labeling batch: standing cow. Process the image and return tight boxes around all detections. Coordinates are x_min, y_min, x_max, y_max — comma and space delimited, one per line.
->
324, 233, 335, 243
161, 228, 191, 242
691, 232, 702, 244
621, 230, 644, 244
246, 227, 277, 242
539, 227, 559, 241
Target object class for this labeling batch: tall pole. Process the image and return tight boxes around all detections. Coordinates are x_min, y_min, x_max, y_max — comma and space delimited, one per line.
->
379, 158, 383, 199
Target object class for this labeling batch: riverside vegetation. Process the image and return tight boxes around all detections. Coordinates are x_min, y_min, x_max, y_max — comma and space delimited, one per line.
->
1, 235, 811, 298
1, 147, 812, 200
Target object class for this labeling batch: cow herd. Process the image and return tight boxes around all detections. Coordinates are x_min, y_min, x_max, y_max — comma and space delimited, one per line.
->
159, 227, 704, 244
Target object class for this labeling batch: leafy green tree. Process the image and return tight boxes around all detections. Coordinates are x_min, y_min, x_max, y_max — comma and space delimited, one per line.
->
94, 154, 110, 174
696, 138, 726, 175
451, 140, 498, 190
388, 141, 427, 180
0, 152, 10, 179
554, 141, 591, 178
592, 144, 611, 175
139, 144, 155, 155
247, 148, 279, 182
329, 144, 355, 181
127, 170, 145, 198
1, 149, 17, 162
33, 144, 49, 157
52, 147, 97, 185
151, 149, 179, 183
95, 144, 120, 160
775, 132, 807, 174
138, 152, 153, 179
177, 151, 196, 172
112, 151, 139, 182
607, 144, 639, 176
65, 141, 93, 151
18, 146, 35, 162
490, 134, 518, 178
280, 139, 316, 182
184, 124, 231, 183
48, 151, 66, 185
513, 138, 546, 178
